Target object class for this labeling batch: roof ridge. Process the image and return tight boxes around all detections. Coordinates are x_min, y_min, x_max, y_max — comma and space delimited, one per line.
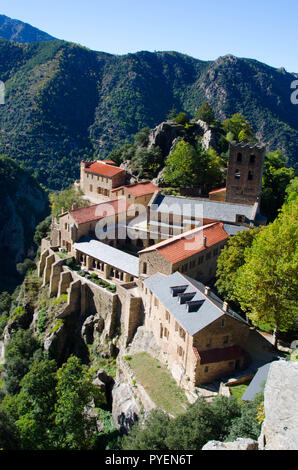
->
180, 273, 248, 325
69, 198, 122, 214
139, 222, 219, 254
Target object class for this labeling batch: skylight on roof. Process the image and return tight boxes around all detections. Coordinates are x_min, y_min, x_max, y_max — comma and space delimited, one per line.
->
186, 300, 205, 313
170, 285, 188, 297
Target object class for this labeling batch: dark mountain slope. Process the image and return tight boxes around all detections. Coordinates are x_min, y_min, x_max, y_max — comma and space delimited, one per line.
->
0, 39, 297, 189
0, 155, 49, 292
0, 14, 56, 43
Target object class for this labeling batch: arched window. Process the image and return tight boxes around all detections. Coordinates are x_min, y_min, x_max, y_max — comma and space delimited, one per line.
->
235, 169, 241, 179
250, 154, 256, 164
248, 170, 254, 181
237, 152, 242, 162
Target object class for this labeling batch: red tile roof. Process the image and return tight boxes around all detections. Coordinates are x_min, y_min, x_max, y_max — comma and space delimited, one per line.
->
139, 223, 229, 264
193, 345, 243, 365
209, 187, 226, 195
112, 182, 159, 197
68, 199, 129, 225
84, 161, 125, 177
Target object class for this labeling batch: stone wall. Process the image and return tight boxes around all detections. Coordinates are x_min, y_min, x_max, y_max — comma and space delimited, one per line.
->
139, 239, 227, 284
226, 144, 265, 205
116, 283, 143, 346
38, 243, 143, 344
80, 165, 126, 200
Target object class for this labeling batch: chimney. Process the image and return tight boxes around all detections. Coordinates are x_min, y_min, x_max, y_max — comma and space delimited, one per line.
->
203, 236, 207, 247
205, 286, 210, 296
223, 301, 228, 312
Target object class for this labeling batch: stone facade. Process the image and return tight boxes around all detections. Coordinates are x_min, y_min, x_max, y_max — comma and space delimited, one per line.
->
139, 237, 227, 284
51, 201, 134, 254
140, 277, 249, 389
111, 183, 158, 211
192, 314, 249, 384
80, 161, 126, 200
225, 143, 265, 205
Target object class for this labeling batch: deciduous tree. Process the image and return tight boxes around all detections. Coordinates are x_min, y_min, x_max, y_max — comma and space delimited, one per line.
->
235, 199, 298, 345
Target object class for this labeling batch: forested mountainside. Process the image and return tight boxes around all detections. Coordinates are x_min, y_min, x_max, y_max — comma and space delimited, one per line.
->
0, 155, 49, 292
0, 38, 297, 189
0, 14, 56, 43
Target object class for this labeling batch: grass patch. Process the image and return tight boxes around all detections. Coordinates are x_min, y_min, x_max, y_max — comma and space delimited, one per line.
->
130, 352, 188, 417
89, 353, 117, 379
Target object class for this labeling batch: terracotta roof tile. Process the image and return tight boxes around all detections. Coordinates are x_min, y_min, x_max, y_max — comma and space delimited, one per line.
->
194, 345, 244, 365
84, 161, 125, 177
209, 187, 227, 194
112, 182, 159, 197
139, 223, 229, 263
68, 199, 129, 225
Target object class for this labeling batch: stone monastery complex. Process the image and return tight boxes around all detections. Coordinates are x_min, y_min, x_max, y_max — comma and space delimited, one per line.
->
39, 142, 273, 392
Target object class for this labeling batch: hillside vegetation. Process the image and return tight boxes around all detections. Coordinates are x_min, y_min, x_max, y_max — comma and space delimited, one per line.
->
0, 39, 297, 189
0, 14, 56, 43
0, 155, 49, 292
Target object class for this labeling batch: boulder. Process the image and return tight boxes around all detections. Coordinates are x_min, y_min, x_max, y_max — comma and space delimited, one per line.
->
202, 438, 258, 451
81, 315, 95, 345
147, 122, 185, 157
112, 382, 141, 434
258, 360, 298, 450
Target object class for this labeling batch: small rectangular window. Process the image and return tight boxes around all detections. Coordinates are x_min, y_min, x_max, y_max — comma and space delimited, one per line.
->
223, 335, 229, 345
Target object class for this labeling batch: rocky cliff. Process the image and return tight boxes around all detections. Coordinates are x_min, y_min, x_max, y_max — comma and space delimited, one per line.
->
258, 360, 298, 450
0, 156, 49, 292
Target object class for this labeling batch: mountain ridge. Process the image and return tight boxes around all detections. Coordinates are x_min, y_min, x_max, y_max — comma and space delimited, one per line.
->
0, 14, 56, 43
0, 17, 297, 189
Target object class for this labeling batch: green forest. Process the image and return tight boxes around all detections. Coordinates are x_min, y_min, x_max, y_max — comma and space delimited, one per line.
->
0, 38, 297, 190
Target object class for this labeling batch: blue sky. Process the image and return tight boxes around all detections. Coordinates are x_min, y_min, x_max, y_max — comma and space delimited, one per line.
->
1, 0, 297, 72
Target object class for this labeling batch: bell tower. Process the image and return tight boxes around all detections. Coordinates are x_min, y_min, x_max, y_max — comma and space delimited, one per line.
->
225, 143, 265, 205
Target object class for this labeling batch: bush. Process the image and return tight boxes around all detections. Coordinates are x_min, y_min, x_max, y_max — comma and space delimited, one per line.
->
16, 259, 36, 276
173, 112, 189, 126
4, 329, 41, 395
34, 216, 52, 246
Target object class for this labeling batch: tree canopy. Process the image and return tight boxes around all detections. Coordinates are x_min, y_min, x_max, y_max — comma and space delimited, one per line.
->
215, 227, 262, 307
261, 151, 297, 222
122, 394, 262, 450
195, 102, 216, 125
163, 140, 223, 192
222, 113, 255, 144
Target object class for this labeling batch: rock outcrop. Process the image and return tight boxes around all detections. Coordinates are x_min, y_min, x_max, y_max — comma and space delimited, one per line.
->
112, 382, 141, 434
202, 438, 258, 451
147, 122, 186, 157
203, 359, 298, 451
